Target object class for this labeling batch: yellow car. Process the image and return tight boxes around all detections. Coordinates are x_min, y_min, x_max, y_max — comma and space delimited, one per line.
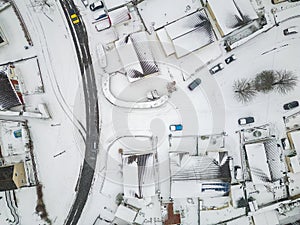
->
71, 13, 80, 24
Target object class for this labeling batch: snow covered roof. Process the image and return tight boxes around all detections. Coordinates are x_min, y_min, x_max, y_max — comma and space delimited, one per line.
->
290, 130, 300, 156
207, 0, 258, 36
0, 26, 8, 47
115, 32, 158, 82
245, 142, 271, 183
122, 153, 156, 198
103, 0, 130, 10
170, 10, 216, 58
252, 210, 279, 225
170, 151, 230, 181
137, 0, 202, 31
156, 10, 216, 58
245, 139, 283, 184
0, 70, 22, 110
108, 6, 131, 26
289, 156, 300, 173
169, 151, 230, 198
114, 204, 138, 224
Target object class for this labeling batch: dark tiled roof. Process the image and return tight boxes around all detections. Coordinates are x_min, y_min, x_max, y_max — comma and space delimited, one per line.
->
0, 165, 17, 191
0, 71, 22, 110
164, 203, 181, 225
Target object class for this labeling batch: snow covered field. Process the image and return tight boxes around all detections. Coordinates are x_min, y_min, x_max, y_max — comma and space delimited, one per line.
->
1, 0, 300, 224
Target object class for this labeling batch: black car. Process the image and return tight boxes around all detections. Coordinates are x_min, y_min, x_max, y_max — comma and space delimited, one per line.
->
188, 78, 201, 91
90, 0, 104, 11
283, 101, 299, 110
225, 54, 237, 64
238, 117, 255, 125
283, 27, 298, 35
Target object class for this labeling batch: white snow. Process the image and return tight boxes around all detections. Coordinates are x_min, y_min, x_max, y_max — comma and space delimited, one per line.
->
290, 130, 300, 157
1, 0, 300, 224
137, 0, 202, 31
252, 210, 280, 225
245, 142, 272, 183
114, 204, 137, 223
207, 0, 243, 36
103, 0, 129, 10
155, 28, 175, 56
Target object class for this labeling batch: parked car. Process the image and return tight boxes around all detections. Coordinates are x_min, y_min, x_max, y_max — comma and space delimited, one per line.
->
93, 9, 107, 21
238, 117, 255, 125
209, 63, 224, 74
169, 124, 183, 131
225, 54, 237, 64
90, 0, 104, 11
283, 27, 298, 35
283, 101, 299, 110
70, 13, 80, 24
188, 78, 201, 91
95, 18, 111, 32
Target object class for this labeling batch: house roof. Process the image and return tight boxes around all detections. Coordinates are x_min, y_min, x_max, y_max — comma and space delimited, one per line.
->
169, 151, 230, 181
245, 139, 283, 183
0, 165, 16, 191
207, 0, 258, 36
169, 151, 231, 198
164, 10, 216, 58
122, 153, 156, 198
290, 130, 300, 157
0, 71, 22, 110
116, 32, 158, 82
163, 203, 181, 225
115, 204, 137, 223
0, 162, 27, 191
137, 0, 201, 31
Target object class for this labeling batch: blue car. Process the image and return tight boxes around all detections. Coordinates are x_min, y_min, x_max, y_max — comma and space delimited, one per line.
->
169, 124, 183, 131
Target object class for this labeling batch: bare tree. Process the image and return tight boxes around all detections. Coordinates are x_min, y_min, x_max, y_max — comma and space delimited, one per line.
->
233, 79, 257, 103
273, 70, 298, 94
254, 70, 276, 93
31, 0, 54, 12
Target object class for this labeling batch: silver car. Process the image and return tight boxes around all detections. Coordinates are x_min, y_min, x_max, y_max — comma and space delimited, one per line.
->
209, 63, 224, 74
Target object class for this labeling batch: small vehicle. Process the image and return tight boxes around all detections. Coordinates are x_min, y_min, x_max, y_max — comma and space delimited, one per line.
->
169, 124, 183, 131
283, 27, 298, 35
93, 9, 107, 21
70, 13, 80, 25
95, 18, 111, 32
90, 0, 104, 11
209, 63, 224, 74
225, 54, 237, 64
283, 101, 299, 110
188, 78, 201, 91
238, 117, 254, 125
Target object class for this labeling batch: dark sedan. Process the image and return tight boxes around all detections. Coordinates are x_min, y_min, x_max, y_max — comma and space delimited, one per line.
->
238, 117, 255, 125
188, 78, 201, 91
283, 101, 299, 110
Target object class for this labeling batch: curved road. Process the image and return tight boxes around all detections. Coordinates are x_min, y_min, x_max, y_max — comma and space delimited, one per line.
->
59, 1, 100, 225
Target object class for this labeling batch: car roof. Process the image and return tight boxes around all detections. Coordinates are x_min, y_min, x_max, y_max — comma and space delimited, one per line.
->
93, 1, 103, 6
